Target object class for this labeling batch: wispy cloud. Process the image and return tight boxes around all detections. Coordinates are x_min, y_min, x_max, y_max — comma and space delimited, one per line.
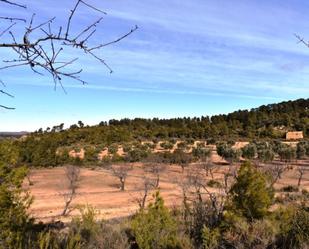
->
1, 0, 309, 131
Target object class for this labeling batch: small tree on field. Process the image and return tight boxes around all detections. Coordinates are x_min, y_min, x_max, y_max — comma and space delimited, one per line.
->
257, 148, 275, 164
84, 146, 98, 163
297, 166, 306, 187
62, 165, 80, 216
135, 176, 156, 210
229, 161, 274, 220
198, 160, 217, 179
192, 147, 211, 160
296, 142, 307, 159
278, 145, 296, 163
160, 141, 174, 150
108, 144, 118, 155
264, 164, 288, 187
126, 148, 149, 162
112, 164, 131, 191
241, 143, 257, 160
144, 153, 167, 188
216, 142, 241, 164
173, 149, 193, 173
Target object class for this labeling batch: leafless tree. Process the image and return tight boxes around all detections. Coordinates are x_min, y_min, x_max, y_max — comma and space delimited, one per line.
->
266, 164, 287, 187
134, 176, 156, 210
186, 166, 205, 202
143, 155, 167, 188
0, 0, 137, 109
197, 160, 217, 179
184, 166, 232, 228
112, 163, 131, 191
175, 172, 192, 223
297, 166, 306, 187
62, 165, 80, 216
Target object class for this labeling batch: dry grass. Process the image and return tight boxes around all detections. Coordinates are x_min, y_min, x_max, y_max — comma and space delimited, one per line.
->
24, 149, 309, 223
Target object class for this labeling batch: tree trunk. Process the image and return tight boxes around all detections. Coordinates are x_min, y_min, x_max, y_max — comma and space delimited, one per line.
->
141, 190, 148, 210
120, 177, 125, 191
210, 169, 214, 179
298, 173, 303, 187
156, 175, 160, 188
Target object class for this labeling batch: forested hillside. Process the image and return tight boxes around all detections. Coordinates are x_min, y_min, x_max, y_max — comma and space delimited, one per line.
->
7, 98, 306, 167
33, 98, 309, 143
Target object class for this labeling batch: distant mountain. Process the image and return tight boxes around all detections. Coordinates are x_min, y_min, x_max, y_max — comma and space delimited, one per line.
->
0, 131, 29, 138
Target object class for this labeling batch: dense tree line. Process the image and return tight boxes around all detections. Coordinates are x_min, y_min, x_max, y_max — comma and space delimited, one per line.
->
9, 99, 309, 166
34, 98, 309, 143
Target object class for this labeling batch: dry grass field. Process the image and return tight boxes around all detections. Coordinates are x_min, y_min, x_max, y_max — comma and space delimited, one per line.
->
24, 148, 309, 223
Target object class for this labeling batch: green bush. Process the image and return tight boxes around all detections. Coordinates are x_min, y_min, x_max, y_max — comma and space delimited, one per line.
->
192, 147, 211, 159
229, 161, 274, 219
241, 143, 257, 160
273, 205, 309, 249
202, 226, 220, 249
0, 163, 35, 249
131, 191, 186, 249
108, 144, 118, 154
160, 141, 174, 150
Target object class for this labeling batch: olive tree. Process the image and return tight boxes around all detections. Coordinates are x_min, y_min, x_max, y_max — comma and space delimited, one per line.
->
112, 163, 132, 191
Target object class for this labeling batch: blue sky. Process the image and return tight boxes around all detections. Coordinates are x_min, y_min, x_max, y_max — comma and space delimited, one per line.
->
0, 0, 309, 131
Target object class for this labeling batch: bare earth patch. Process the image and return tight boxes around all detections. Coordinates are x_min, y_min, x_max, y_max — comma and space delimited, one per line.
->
24, 154, 309, 223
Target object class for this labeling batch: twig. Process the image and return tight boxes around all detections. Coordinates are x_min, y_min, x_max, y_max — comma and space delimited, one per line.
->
0, 0, 26, 8
0, 0, 138, 109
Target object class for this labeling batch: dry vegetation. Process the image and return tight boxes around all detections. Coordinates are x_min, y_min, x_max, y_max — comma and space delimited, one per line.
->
24, 145, 309, 223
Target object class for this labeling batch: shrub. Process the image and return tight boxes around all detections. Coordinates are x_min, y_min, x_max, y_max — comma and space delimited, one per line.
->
169, 138, 177, 145
229, 161, 274, 219
296, 141, 308, 159
177, 142, 187, 150
122, 143, 132, 153
108, 144, 118, 154
241, 143, 257, 160
207, 180, 222, 188
222, 216, 276, 248
281, 185, 299, 192
186, 138, 195, 145
274, 205, 309, 249
277, 144, 297, 162
38, 205, 130, 249
206, 138, 216, 145
0, 163, 35, 248
202, 226, 220, 249
160, 141, 174, 150
192, 147, 211, 159
126, 148, 149, 162
257, 148, 275, 163
131, 192, 185, 249
84, 146, 98, 163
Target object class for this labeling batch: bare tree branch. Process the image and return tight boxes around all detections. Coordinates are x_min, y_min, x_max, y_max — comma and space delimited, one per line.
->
0, 16, 26, 22
0, 0, 138, 109
0, 0, 26, 8
0, 104, 15, 109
